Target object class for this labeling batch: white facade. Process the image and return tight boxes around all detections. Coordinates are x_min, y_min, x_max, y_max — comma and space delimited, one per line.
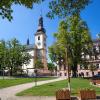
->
22, 49, 35, 76
22, 16, 48, 76
22, 50, 34, 69
35, 34, 46, 49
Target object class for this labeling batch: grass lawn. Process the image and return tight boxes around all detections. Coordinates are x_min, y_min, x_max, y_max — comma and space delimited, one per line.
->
16, 78, 100, 96
0, 77, 56, 89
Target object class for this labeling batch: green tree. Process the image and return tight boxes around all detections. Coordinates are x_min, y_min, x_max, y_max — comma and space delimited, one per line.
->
48, 62, 57, 75
34, 46, 44, 70
8, 38, 31, 75
49, 15, 92, 77
47, 0, 91, 19
0, 40, 7, 71
0, 38, 31, 76
89, 64, 97, 77
34, 59, 44, 69
0, 0, 43, 21
34, 59, 44, 77
49, 42, 66, 71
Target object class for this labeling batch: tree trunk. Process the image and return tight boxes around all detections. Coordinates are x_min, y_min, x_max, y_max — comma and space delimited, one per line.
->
10, 67, 13, 76
72, 61, 78, 77
92, 71, 94, 77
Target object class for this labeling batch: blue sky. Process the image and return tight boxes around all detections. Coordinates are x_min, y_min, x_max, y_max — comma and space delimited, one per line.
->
0, 0, 100, 47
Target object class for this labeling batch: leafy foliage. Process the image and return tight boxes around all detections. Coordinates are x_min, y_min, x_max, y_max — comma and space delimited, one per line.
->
0, 40, 7, 70
0, 38, 31, 75
0, 0, 44, 21
47, 0, 91, 19
48, 42, 66, 69
49, 15, 92, 77
89, 64, 97, 72
34, 59, 44, 69
47, 62, 56, 71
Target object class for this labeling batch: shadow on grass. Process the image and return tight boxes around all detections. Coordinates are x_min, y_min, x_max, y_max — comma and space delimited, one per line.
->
71, 92, 78, 96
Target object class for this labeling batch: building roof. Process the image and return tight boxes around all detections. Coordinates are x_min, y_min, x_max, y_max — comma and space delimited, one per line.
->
35, 16, 46, 35
93, 39, 100, 43
25, 44, 46, 51
25, 44, 34, 50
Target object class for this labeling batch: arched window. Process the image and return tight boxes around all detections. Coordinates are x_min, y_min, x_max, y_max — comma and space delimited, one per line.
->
38, 36, 40, 40
96, 64, 99, 69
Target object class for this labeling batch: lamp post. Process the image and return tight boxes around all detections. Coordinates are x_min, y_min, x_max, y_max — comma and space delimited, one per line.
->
3, 67, 5, 80
34, 67, 37, 86
34, 69, 37, 86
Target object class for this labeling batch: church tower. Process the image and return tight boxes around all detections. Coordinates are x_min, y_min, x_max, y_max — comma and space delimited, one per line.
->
34, 16, 48, 70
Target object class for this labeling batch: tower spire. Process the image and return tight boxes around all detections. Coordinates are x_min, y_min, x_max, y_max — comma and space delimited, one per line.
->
36, 16, 46, 33
26, 34, 30, 45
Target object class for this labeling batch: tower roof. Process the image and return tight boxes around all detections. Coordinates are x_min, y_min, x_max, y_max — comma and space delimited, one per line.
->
26, 38, 29, 45
35, 16, 46, 35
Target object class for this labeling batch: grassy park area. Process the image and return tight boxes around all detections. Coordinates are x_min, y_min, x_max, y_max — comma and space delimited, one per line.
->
0, 77, 56, 89
16, 78, 100, 96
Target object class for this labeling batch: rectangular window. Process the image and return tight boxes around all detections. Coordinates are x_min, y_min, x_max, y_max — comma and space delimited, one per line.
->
98, 72, 100, 75
86, 72, 89, 76
92, 72, 94, 76
64, 73, 67, 76
96, 64, 99, 69
60, 73, 62, 76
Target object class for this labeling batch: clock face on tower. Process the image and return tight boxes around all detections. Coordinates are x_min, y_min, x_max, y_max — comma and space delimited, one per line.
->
37, 42, 41, 46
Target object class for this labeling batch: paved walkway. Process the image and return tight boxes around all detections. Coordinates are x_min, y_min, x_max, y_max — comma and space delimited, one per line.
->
0, 78, 65, 100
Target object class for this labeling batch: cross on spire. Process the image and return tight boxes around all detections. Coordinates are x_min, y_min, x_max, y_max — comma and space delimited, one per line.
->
38, 16, 43, 28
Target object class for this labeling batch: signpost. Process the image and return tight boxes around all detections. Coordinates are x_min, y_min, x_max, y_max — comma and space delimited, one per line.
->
34, 68, 37, 86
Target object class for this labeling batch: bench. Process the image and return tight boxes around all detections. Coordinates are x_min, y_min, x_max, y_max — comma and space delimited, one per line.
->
79, 89, 96, 100
95, 80, 100, 84
56, 89, 71, 100
91, 79, 100, 85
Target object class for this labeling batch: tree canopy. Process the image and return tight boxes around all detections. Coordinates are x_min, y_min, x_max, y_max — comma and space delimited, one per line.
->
0, 38, 31, 75
34, 59, 44, 69
49, 15, 92, 77
0, 0, 92, 21
0, 0, 43, 21
47, 0, 91, 19
48, 62, 57, 71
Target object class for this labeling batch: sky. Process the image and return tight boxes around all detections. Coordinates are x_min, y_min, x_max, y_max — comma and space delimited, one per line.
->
0, 0, 100, 48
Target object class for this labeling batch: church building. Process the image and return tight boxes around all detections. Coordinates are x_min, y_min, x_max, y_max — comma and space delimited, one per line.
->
22, 16, 48, 76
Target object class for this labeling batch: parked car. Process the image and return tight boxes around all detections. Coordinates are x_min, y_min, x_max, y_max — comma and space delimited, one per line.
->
92, 74, 100, 80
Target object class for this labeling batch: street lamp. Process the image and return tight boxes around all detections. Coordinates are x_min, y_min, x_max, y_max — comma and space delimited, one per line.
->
34, 67, 37, 86
3, 67, 5, 80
